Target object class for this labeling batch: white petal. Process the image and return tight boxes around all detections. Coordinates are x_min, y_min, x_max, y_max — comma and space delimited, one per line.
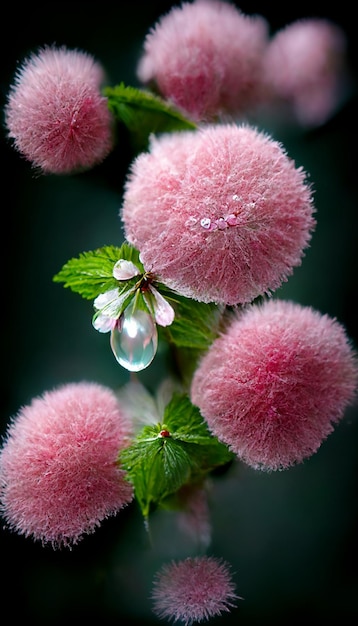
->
149, 286, 175, 327
113, 259, 141, 280
93, 288, 119, 311
116, 380, 161, 430
94, 287, 134, 319
92, 312, 115, 333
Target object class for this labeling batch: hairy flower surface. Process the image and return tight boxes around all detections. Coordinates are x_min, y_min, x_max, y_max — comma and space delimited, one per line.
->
4, 45, 114, 174
191, 299, 358, 471
0, 382, 134, 548
121, 124, 315, 305
137, 0, 269, 122
151, 556, 239, 624
262, 18, 348, 126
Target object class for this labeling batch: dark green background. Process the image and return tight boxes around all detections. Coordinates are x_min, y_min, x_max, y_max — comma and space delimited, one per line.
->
1, 2, 357, 624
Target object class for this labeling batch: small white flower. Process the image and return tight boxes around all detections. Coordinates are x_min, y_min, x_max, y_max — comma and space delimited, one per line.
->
92, 258, 175, 333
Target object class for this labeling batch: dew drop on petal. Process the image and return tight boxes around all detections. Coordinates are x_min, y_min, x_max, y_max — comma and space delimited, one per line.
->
110, 303, 158, 372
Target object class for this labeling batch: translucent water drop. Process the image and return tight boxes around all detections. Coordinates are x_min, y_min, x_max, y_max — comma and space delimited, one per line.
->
110, 304, 158, 372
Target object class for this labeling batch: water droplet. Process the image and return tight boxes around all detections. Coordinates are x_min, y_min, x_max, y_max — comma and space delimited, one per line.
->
200, 217, 211, 229
110, 302, 158, 372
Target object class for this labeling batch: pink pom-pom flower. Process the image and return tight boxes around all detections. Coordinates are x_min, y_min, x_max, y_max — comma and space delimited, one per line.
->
137, 0, 269, 122
4, 45, 114, 174
261, 18, 349, 127
151, 555, 239, 624
121, 124, 315, 305
0, 382, 134, 548
191, 299, 358, 471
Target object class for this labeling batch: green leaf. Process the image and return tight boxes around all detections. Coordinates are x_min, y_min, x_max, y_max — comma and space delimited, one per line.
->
104, 83, 197, 152
159, 287, 223, 350
120, 430, 193, 518
119, 394, 234, 518
53, 243, 143, 300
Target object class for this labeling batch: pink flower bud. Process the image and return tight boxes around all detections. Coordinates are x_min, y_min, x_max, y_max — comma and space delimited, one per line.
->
152, 555, 239, 624
137, 0, 269, 122
4, 45, 114, 174
0, 382, 134, 548
262, 18, 349, 127
191, 299, 358, 471
122, 124, 315, 305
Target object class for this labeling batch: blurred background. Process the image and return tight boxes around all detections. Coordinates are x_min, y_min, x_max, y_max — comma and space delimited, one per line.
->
0, 1, 357, 624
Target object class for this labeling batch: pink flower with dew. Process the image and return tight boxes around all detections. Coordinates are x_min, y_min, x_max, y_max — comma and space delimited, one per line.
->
137, 0, 269, 122
151, 556, 239, 625
262, 18, 349, 127
4, 45, 114, 174
121, 124, 315, 305
0, 382, 134, 548
191, 299, 358, 471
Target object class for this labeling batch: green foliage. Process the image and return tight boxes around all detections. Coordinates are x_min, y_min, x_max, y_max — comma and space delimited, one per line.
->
161, 288, 223, 350
53, 242, 223, 351
53, 243, 143, 300
104, 83, 197, 152
119, 393, 234, 519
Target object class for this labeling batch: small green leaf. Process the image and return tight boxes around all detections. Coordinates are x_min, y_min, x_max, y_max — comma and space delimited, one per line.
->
53, 243, 143, 300
119, 393, 234, 519
120, 432, 193, 518
104, 83, 197, 152
159, 287, 223, 350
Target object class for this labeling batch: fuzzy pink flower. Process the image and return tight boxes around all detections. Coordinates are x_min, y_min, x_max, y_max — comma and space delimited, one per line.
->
137, 0, 269, 122
4, 45, 114, 174
191, 299, 358, 471
261, 18, 349, 127
0, 382, 134, 548
121, 124, 315, 305
151, 556, 239, 624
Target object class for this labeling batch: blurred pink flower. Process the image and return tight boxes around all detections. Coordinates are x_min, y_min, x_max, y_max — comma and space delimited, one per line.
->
0, 382, 134, 548
4, 45, 114, 174
261, 18, 349, 127
191, 299, 358, 471
121, 124, 315, 305
137, 0, 269, 122
151, 555, 239, 624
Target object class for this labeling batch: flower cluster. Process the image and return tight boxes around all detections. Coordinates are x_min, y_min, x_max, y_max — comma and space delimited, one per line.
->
1, 1, 356, 624
136, 0, 349, 127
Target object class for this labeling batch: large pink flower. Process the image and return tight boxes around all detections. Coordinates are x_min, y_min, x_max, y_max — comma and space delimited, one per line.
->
121, 124, 315, 305
191, 299, 358, 471
4, 45, 114, 174
262, 18, 349, 127
151, 556, 239, 624
137, 0, 269, 122
0, 382, 134, 548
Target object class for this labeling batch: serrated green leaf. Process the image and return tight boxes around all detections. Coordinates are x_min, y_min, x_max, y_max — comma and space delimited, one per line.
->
53, 243, 143, 300
159, 287, 223, 350
120, 435, 193, 518
163, 393, 210, 438
104, 83, 197, 152
119, 393, 234, 518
